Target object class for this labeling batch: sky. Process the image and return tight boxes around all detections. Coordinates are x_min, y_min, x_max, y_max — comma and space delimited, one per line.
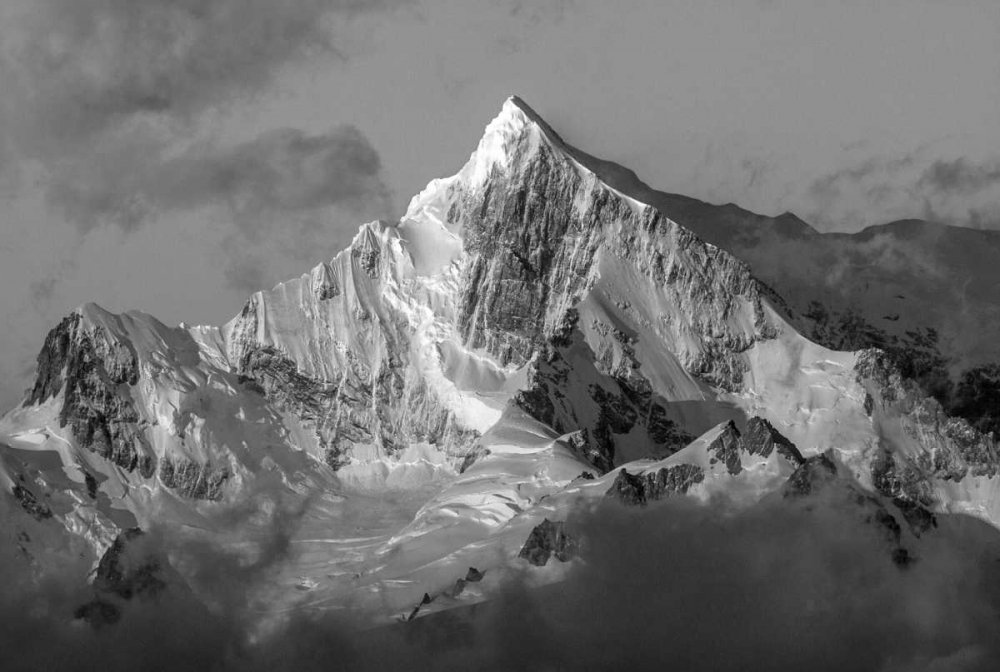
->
0, 0, 998, 408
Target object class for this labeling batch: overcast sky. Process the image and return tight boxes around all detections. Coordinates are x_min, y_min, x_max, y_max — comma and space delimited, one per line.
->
0, 0, 998, 408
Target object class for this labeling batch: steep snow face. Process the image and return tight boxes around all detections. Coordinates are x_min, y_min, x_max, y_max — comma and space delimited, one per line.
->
221, 219, 500, 473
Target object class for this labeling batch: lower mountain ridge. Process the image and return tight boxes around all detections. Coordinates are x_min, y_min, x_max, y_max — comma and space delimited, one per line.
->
3, 97, 1000, 649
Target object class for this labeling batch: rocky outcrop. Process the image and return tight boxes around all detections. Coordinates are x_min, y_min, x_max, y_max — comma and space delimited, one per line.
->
448, 567, 485, 598
25, 312, 155, 476
158, 456, 229, 501
707, 421, 744, 475
705, 419, 805, 478
91, 528, 168, 600
310, 261, 341, 301
741, 417, 805, 465
514, 315, 693, 472
784, 454, 839, 498
228, 285, 481, 470
856, 348, 1000, 528
606, 464, 706, 506
783, 453, 916, 567
518, 519, 578, 566
869, 449, 938, 537
606, 468, 648, 506
11, 482, 52, 520
402, 567, 487, 622
74, 528, 177, 627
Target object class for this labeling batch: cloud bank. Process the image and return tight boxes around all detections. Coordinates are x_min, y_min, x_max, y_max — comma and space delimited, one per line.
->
4, 488, 1000, 671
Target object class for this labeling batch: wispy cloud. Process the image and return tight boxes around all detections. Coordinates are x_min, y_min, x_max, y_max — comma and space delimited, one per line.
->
805, 150, 1000, 231
919, 158, 1000, 196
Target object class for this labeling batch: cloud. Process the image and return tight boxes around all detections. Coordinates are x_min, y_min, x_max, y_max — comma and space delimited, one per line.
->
5, 0, 401, 156
0, 0, 402, 295
805, 151, 1000, 231
4, 483, 1000, 671
46, 125, 390, 234
451, 495, 1000, 672
919, 158, 1000, 196
807, 155, 917, 209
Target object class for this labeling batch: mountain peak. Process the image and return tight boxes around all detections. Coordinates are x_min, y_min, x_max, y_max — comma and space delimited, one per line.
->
501, 95, 564, 143
470, 96, 557, 178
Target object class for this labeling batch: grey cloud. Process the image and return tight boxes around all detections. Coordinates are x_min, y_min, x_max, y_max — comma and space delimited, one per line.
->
28, 274, 60, 306
804, 151, 1000, 230
0, 0, 403, 299
158, 126, 389, 216
4, 484, 1000, 671
920, 158, 1000, 196
47, 125, 390, 234
808, 155, 917, 205
8, 0, 402, 156
473, 497, 1000, 672
962, 204, 1000, 230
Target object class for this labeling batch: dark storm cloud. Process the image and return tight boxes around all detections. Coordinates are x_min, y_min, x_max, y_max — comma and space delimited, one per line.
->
46, 125, 390, 233
919, 158, 1000, 196
4, 488, 1000, 671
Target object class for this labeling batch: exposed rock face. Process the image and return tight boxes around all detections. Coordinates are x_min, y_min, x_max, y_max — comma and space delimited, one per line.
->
707, 421, 744, 475
782, 453, 916, 567
606, 464, 706, 506
513, 314, 693, 472
11, 482, 52, 520
92, 528, 168, 600
869, 449, 938, 537
606, 468, 648, 506
741, 417, 806, 465
158, 456, 229, 501
310, 262, 341, 301
604, 419, 802, 506
26, 312, 155, 476
74, 527, 177, 627
442, 100, 778, 393
449, 566, 486, 598
518, 519, 578, 566
706, 419, 805, 479
784, 454, 839, 499
855, 348, 999, 529
857, 349, 1000, 477
225, 246, 482, 470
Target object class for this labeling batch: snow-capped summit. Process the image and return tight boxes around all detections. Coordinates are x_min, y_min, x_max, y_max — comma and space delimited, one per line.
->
3, 96, 1000, 623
